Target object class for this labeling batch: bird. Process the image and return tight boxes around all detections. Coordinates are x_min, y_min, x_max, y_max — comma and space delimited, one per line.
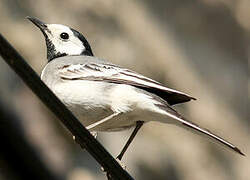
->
27, 16, 244, 160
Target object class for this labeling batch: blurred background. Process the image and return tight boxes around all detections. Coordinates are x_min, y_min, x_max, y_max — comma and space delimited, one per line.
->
0, 0, 249, 179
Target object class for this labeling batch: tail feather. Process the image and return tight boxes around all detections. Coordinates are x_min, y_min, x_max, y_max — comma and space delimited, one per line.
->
157, 104, 245, 156
176, 115, 245, 156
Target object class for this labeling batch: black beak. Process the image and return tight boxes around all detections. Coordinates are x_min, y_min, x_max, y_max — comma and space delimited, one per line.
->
27, 16, 48, 34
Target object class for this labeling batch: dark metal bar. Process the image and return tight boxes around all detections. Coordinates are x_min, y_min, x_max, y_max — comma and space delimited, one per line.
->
0, 33, 134, 180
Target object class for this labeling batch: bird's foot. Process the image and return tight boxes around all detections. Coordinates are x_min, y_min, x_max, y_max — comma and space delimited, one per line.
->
115, 158, 127, 170
72, 131, 97, 142
90, 131, 98, 139
100, 158, 126, 173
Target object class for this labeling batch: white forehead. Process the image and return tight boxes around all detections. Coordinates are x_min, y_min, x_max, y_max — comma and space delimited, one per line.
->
46, 24, 73, 35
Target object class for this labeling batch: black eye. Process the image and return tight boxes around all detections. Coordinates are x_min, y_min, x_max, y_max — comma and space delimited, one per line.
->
60, 32, 69, 40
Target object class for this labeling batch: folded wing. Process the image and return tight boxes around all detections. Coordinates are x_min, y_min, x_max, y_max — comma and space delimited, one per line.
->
58, 63, 196, 105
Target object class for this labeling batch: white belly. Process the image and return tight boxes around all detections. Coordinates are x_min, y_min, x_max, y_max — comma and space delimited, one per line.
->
53, 80, 112, 126
47, 80, 167, 131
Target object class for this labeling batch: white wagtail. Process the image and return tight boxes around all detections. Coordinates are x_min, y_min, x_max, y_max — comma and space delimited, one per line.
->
27, 17, 244, 159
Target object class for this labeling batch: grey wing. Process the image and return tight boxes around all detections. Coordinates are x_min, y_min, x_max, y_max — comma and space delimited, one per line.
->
58, 62, 196, 105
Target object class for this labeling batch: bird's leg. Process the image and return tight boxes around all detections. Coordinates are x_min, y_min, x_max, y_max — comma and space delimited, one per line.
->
116, 121, 144, 161
73, 113, 121, 147
86, 112, 121, 130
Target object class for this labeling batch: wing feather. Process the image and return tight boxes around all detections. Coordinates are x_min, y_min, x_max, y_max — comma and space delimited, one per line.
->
59, 63, 196, 105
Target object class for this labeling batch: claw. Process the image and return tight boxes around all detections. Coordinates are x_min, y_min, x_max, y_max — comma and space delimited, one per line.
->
115, 158, 126, 170
91, 131, 98, 138
100, 157, 126, 174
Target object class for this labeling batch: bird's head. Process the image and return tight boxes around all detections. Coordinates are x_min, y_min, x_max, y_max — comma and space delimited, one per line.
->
27, 17, 93, 61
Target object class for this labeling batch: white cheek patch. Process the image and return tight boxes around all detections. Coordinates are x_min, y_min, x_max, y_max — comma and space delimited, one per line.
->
51, 37, 85, 55
46, 24, 85, 55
